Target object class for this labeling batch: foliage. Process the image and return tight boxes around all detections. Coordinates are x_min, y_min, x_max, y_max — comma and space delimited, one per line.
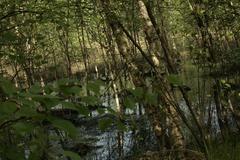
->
0, 0, 240, 159
0, 76, 104, 159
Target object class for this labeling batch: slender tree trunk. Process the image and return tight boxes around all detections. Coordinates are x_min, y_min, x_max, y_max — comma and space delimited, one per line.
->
187, 0, 228, 141
137, 1, 186, 159
99, 0, 165, 148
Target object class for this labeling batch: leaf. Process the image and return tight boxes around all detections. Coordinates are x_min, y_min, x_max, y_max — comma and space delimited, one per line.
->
69, 86, 81, 95
50, 118, 77, 138
64, 151, 81, 160
77, 105, 90, 116
123, 97, 136, 109
30, 94, 60, 108
6, 147, 25, 160
167, 74, 183, 86
145, 92, 158, 105
87, 82, 100, 94
16, 105, 42, 119
59, 86, 74, 95
116, 120, 127, 131
62, 102, 78, 111
13, 122, 34, 135
81, 96, 100, 106
97, 108, 105, 114
57, 78, 79, 86
30, 94, 59, 100
129, 87, 144, 99
0, 77, 17, 95
0, 101, 17, 114
56, 78, 72, 86
19, 98, 36, 108
107, 108, 116, 114
29, 84, 42, 94
57, 84, 81, 95
28, 145, 39, 160
0, 31, 18, 43
87, 80, 105, 94
98, 118, 113, 131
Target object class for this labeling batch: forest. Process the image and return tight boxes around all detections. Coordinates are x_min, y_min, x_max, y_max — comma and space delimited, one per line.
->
0, 0, 240, 159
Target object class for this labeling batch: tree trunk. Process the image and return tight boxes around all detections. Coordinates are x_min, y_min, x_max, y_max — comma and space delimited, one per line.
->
138, 1, 186, 158
100, 0, 164, 148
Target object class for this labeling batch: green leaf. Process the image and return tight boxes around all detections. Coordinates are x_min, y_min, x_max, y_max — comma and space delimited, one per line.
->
116, 120, 127, 131
129, 87, 144, 99
64, 150, 81, 160
62, 102, 78, 111
13, 122, 34, 135
0, 31, 18, 43
107, 108, 116, 114
77, 105, 90, 116
123, 97, 136, 109
6, 147, 25, 160
69, 86, 81, 95
87, 81, 100, 94
56, 78, 72, 86
0, 101, 17, 114
29, 84, 42, 94
56, 78, 79, 87
28, 144, 40, 160
81, 96, 100, 106
167, 74, 182, 86
86, 80, 105, 94
98, 118, 113, 131
57, 84, 81, 95
30, 94, 60, 108
30, 94, 59, 100
0, 77, 17, 95
50, 118, 77, 138
97, 108, 105, 114
16, 105, 43, 119
145, 92, 158, 105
